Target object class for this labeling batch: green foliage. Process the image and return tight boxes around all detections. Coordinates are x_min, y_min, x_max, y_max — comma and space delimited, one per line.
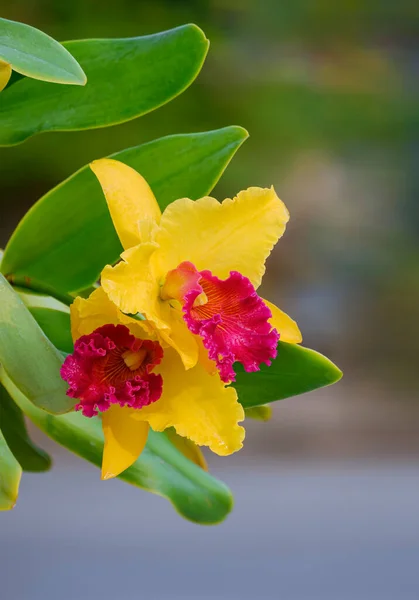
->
0, 17, 86, 85
0, 423, 21, 511
0, 16, 342, 521
0, 382, 52, 472
1, 371, 233, 525
0, 274, 74, 414
2, 127, 248, 293
234, 342, 342, 409
0, 25, 208, 146
16, 288, 73, 353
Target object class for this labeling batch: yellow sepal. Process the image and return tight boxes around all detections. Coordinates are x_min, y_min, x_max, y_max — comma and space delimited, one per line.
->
90, 159, 161, 249
101, 405, 149, 479
263, 299, 302, 344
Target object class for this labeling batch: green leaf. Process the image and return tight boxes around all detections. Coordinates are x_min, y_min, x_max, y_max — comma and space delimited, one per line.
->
2, 126, 248, 293
0, 382, 51, 472
15, 287, 73, 354
0, 24, 208, 146
0, 17, 86, 86
233, 341, 342, 408
0, 274, 74, 414
0, 370, 233, 525
0, 423, 21, 511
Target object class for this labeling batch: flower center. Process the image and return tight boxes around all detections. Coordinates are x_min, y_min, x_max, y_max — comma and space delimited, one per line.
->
122, 348, 147, 371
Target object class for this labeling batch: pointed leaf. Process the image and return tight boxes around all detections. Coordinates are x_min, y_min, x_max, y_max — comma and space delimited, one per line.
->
233, 341, 342, 408
0, 425, 21, 510
0, 382, 51, 472
2, 127, 248, 293
0, 24, 208, 146
0, 17, 86, 85
1, 370, 233, 525
0, 274, 74, 414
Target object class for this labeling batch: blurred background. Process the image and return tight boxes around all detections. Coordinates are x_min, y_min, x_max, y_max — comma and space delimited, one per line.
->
1, 1, 419, 599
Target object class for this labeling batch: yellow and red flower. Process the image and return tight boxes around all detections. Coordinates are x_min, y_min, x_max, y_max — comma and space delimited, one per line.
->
60, 158, 302, 480
62, 288, 243, 479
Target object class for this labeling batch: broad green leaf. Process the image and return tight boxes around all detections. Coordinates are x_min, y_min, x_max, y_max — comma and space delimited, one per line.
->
233, 341, 342, 409
0, 58, 11, 91
16, 287, 73, 353
0, 424, 21, 510
0, 24, 208, 146
0, 17, 86, 85
1, 370, 233, 525
0, 382, 51, 472
244, 405, 272, 421
0, 274, 74, 414
2, 126, 248, 293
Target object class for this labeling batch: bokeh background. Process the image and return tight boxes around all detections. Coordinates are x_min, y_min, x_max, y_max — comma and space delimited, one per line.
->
1, 2, 419, 599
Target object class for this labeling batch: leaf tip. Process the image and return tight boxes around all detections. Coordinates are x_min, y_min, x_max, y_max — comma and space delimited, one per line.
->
325, 360, 343, 386
186, 22, 210, 47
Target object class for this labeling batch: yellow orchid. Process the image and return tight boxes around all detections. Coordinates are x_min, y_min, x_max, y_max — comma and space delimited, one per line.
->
60, 158, 302, 480
91, 158, 301, 378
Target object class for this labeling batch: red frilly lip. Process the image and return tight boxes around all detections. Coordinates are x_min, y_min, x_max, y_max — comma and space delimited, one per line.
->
61, 324, 163, 417
169, 262, 279, 383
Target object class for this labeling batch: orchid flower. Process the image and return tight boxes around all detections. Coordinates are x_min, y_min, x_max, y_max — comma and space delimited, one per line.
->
60, 158, 302, 480
61, 288, 243, 479
91, 159, 302, 380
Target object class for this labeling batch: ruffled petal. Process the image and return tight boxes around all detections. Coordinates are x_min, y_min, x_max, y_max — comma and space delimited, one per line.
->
61, 324, 163, 417
182, 267, 279, 383
0, 60, 12, 92
70, 287, 148, 341
263, 299, 302, 344
138, 349, 245, 456
153, 187, 289, 288
101, 405, 150, 479
90, 159, 161, 250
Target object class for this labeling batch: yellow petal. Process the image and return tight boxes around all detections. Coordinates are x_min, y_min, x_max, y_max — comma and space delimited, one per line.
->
102, 246, 199, 369
263, 299, 302, 344
101, 405, 149, 479
70, 288, 120, 340
165, 428, 208, 471
153, 187, 289, 287
155, 303, 199, 369
101, 243, 161, 317
70, 287, 148, 341
90, 159, 161, 249
0, 60, 12, 92
138, 349, 245, 456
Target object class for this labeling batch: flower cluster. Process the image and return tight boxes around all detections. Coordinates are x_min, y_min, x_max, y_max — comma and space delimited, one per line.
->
61, 159, 301, 479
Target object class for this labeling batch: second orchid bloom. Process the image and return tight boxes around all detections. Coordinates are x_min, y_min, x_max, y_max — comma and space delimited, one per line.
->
61, 158, 302, 479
